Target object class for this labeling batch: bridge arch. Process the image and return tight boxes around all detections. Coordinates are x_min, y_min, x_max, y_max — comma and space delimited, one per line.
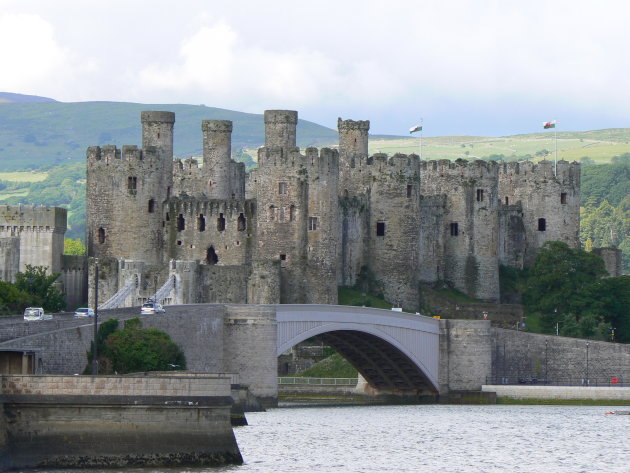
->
276, 305, 440, 394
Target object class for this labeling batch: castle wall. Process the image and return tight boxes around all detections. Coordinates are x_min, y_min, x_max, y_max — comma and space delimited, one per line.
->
498, 204, 526, 269
499, 160, 580, 265
0, 205, 66, 274
592, 247, 622, 277
417, 195, 446, 283
0, 237, 19, 282
165, 199, 255, 267
60, 255, 87, 310
421, 160, 501, 301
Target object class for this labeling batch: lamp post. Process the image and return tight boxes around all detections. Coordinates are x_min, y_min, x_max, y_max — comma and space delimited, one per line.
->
92, 258, 99, 375
585, 342, 589, 385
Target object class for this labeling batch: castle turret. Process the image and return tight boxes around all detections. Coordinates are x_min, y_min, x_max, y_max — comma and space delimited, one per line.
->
264, 110, 297, 149
338, 118, 369, 158
202, 120, 233, 199
141, 111, 175, 159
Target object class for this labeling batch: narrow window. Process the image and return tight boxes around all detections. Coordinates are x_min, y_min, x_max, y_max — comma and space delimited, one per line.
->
206, 246, 218, 265
98, 227, 106, 244
237, 213, 246, 231
476, 188, 484, 202
166, 186, 171, 199
268, 205, 276, 221
289, 205, 296, 222
561, 192, 567, 204
308, 216, 319, 231
407, 184, 413, 198
538, 218, 546, 231
280, 253, 287, 267
165, 212, 170, 221
279, 207, 285, 222
278, 182, 288, 195
148, 199, 155, 213
198, 214, 206, 231
177, 214, 185, 231
376, 222, 386, 236
450, 222, 459, 236
505, 196, 509, 205
127, 176, 137, 194
217, 213, 226, 232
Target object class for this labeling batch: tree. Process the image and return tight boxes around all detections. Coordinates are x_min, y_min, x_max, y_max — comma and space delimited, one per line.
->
64, 237, 86, 255
586, 276, 630, 343
522, 242, 607, 334
103, 318, 186, 374
0, 281, 37, 315
14, 265, 65, 312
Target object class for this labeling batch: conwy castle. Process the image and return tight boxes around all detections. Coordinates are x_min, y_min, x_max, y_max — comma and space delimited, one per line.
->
0, 110, 581, 309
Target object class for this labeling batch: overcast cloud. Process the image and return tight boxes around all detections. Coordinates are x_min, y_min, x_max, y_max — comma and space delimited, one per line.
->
0, 0, 628, 135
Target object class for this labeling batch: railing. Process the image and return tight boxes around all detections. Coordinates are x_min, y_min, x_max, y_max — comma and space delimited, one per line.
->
99, 277, 136, 310
153, 275, 175, 305
485, 376, 628, 387
278, 377, 358, 386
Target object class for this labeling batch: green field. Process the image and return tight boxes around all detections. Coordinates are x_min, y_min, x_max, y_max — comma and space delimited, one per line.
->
0, 171, 48, 182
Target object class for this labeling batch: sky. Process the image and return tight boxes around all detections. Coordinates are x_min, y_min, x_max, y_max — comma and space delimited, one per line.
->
1, 0, 629, 136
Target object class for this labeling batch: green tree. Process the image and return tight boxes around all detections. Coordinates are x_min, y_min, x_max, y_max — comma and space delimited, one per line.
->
64, 237, 86, 255
103, 318, 186, 374
586, 276, 630, 343
522, 242, 607, 334
0, 281, 37, 315
14, 265, 65, 311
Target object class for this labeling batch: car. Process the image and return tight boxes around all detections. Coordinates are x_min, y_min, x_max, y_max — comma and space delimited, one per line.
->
74, 307, 95, 318
141, 302, 165, 315
23, 307, 52, 321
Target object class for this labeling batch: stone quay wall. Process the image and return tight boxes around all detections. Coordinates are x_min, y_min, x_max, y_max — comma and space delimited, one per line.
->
0, 374, 241, 470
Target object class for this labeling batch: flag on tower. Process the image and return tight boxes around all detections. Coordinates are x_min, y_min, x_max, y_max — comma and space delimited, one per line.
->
543, 120, 556, 129
409, 124, 423, 134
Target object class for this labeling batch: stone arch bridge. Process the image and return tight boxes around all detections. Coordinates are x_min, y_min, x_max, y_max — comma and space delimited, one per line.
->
0, 304, 441, 403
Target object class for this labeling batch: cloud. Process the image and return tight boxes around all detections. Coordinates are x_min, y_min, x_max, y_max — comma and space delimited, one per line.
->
137, 19, 404, 111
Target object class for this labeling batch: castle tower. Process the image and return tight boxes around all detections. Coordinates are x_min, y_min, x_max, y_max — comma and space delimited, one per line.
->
87, 111, 174, 266
264, 110, 297, 149
338, 118, 369, 158
141, 111, 175, 159
498, 160, 580, 266
202, 120, 232, 199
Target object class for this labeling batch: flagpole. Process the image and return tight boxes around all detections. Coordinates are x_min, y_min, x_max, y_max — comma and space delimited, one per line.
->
554, 122, 557, 177
420, 118, 423, 161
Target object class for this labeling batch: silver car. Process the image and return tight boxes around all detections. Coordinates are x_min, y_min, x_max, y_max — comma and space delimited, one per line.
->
74, 307, 95, 318
141, 302, 165, 315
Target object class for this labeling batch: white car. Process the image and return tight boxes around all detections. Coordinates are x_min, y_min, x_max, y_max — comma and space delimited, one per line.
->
141, 302, 165, 315
74, 307, 95, 318
23, 307, 52, 321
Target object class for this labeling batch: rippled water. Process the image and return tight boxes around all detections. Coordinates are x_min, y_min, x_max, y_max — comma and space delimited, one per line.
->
29, 404, 630, 473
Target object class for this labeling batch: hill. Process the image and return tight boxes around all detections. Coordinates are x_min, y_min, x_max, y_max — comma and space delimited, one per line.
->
0, 100, 339, 170
0, 92, 58, 104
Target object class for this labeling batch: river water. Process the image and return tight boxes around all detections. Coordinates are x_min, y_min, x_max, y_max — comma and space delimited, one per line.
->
29, 404, 630, 473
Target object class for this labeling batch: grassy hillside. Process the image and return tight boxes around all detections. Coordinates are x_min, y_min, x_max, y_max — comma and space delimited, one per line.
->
363, 130, 630, 163
0, 101, 338, 170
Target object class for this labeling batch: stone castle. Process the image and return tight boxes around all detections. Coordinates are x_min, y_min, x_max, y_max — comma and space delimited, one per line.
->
82, 110, 580, 310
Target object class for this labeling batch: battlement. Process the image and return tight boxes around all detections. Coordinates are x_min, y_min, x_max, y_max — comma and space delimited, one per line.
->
258, 146, 339, 173
168, 198, 255, 217
0, 205, 67, 229
499, 159, 580, 184
264, 110, 298, 125
202, 120, 233, 133
141, 111, 175, 124
175, 158, 202, 170
338, 118, 370, 132
420, 158, 500, 179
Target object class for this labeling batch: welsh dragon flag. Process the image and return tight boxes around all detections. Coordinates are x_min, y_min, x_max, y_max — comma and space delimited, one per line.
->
543, 120, 556, 129
409, 124, 423, 134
